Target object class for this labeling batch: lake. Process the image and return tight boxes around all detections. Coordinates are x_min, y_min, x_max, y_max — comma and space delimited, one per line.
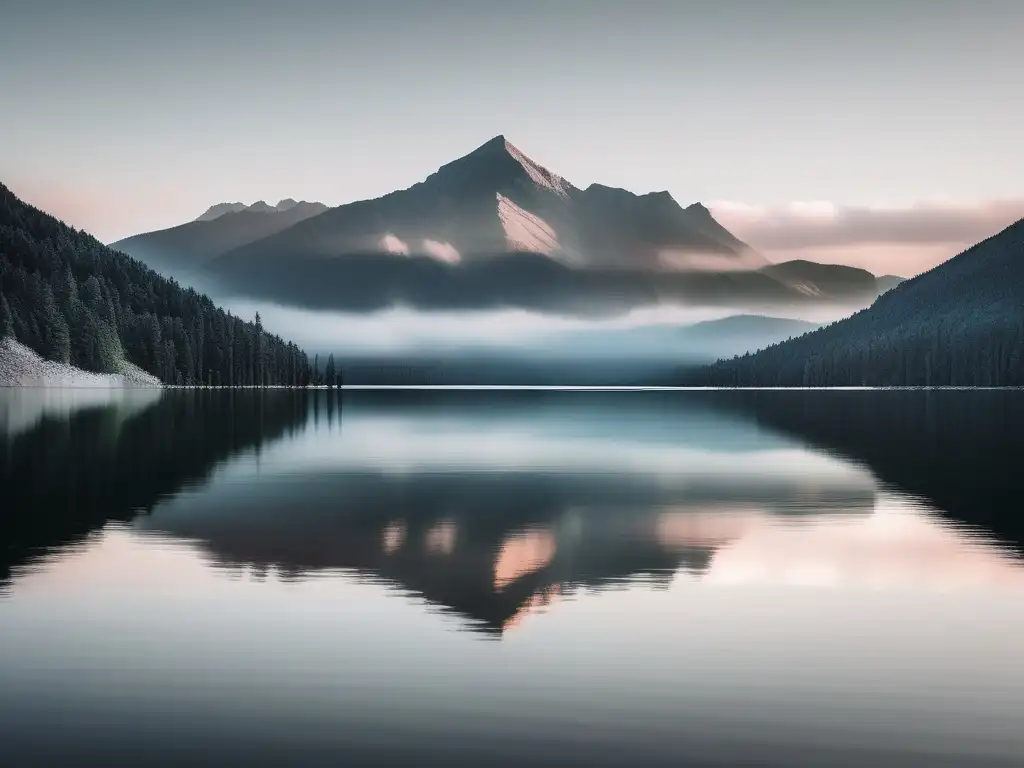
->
2, 388, 1023, 767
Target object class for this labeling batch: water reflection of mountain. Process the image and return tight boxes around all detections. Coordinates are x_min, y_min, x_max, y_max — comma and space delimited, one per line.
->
7, 389, 1021, 634
710, 390, 1024, 550
137, 397, 878, 635
0, 390, 313, 592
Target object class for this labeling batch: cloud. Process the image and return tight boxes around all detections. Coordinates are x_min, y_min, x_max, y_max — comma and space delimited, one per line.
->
711, 199, 1024, 251
378, 233, 410, 255
225, 301, 852, 356
422, 239, 461, 264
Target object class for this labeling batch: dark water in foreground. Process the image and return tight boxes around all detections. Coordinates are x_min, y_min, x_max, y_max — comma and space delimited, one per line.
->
1, 388, 1023, 767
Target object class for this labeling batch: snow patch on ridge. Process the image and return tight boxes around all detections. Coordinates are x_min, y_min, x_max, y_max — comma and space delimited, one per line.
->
503, 140, 572, 197
497, 194, 562, 256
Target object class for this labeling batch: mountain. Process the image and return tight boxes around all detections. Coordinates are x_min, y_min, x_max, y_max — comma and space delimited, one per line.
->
689, 219, 1024, 386
192, 136, 886, 314
209, 135, 762, 268
677, 314, 821, 359
759, 260, 879, 300
876, 274, 906, 294
112, 199, 328, 282
194, 198, 314, 222
196, 202, 248, 222
0, 182, 312, 385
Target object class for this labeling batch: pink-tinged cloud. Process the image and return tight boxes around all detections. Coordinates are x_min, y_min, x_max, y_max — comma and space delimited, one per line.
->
711, 199, 1024, 249
422, 239, 461, 264
378, 233, 410, 255
710, 199, 1024, 276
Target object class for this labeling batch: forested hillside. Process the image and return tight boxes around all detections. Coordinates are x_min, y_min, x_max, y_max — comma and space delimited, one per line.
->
688, 219, 1024, 387
0, 183, 312, 385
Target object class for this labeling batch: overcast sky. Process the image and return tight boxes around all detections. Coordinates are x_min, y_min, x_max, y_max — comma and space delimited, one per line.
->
2, 0, 1022, 274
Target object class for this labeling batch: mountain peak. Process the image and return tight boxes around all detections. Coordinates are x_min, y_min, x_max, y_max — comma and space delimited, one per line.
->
428, 135, 573, 197
645, 190, 680, 207
193, 198, 327, 223
195, 202, 247, 222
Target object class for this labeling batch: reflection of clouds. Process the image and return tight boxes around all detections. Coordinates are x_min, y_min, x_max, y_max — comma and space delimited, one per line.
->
494, 529, 557, 590
381, 521, 406, 554
424, 520, 457, 556
700, 495, 1024, 590
655, 508, 764, 550
263, 416, 865, 486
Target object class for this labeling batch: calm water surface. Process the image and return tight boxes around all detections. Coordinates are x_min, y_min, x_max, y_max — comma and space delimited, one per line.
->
1, 388, 1023, 767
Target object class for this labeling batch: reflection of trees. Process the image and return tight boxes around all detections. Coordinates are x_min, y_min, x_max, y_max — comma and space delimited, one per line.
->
0, 389, 312, 592
714, 390, 1024, 550
13, 389, 1014, 637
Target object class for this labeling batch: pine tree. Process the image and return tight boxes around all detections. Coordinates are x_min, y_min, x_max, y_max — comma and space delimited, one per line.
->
0, 293, 13, 339
325, 353, 336, 388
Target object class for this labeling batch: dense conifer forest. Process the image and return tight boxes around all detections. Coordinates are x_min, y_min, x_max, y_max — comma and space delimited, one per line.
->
686, 218, 1024, 387
0, 183, 315, 385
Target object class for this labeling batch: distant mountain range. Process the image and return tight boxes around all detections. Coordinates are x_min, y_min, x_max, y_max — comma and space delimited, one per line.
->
112, 136, 897, 315
111, 199, 328, 281
876, 274, 905, 295
194, 198, 320, 222
690, 218, 1024, 386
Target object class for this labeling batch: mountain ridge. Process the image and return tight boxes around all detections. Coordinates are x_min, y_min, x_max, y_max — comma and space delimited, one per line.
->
110, 135, 892, 315
195, 198, 322, 222
118, 135, 762, 279
690, 218, 1024, 386
111, 199, 329, 282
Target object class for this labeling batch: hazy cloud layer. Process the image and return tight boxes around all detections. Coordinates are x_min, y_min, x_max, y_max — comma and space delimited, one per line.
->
713, 199, 1024, 250
225, 301, 856, 356
712, 200, 1024, 275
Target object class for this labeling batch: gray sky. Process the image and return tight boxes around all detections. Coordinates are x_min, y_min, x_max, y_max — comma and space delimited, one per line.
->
2, 0, 1022, 273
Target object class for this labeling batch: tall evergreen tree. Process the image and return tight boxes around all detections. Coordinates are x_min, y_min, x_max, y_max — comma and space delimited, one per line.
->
0, 292, 13, 339
325, 353, 336, 388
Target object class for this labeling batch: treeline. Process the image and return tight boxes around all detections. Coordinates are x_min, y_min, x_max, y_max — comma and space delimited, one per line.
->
0, 183, 314, 385
687, 218, 1024, 387
690, 316, 1024, 387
